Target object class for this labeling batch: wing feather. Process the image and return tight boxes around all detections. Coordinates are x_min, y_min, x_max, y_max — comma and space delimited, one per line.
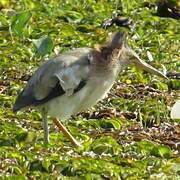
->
13, 48, 91, 112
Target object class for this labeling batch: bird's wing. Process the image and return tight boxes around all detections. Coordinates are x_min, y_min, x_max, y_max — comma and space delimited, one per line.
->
13, 48, 91, 112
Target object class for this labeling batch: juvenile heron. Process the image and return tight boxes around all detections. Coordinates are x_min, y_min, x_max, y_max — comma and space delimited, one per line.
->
13, 32, 167, 147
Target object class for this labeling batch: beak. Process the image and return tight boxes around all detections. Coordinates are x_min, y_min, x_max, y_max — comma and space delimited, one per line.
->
130, 50, 168, 79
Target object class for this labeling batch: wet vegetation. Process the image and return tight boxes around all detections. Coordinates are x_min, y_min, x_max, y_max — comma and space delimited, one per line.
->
0, 0, 179, 179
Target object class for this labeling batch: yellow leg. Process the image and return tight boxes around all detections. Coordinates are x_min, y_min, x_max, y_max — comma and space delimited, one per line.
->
52, 117, 81, 148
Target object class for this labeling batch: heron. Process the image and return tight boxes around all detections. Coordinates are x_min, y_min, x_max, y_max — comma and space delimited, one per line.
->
13, 32, 167, 147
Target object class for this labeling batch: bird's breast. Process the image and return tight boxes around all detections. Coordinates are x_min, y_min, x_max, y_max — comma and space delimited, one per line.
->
47, 69, 118, 121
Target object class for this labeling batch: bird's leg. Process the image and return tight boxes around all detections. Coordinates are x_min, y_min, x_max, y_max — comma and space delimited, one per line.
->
52, 117, 81, 148
42, 108, 49, 144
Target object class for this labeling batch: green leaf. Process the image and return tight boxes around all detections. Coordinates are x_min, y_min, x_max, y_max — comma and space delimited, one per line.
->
99, 119, 121, 129
42, 159, 51, 172
157, 145, 172, 158
151, 145, 172, 158
168, 79, 180, 90
11, 11, 32, 36
61, 23, 76, 36
30, 160, 46, 171
152, 82, 168, 91
32, 36, 54, 56
109, 119, 122, 129
91, 136, 122, 155
15, 131, 28, 142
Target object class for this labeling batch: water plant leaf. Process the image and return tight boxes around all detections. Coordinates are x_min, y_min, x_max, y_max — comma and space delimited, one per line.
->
11, 11, 32, 36
32, 36, 54, 56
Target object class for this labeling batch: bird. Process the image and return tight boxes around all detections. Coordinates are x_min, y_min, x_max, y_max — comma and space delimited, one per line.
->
13, 32, 167, 147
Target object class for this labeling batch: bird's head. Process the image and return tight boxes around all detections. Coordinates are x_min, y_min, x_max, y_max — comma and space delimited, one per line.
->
93, 32, 167, 79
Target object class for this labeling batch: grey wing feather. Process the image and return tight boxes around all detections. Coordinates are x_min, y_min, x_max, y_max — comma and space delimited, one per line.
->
13, 48, 91, 112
